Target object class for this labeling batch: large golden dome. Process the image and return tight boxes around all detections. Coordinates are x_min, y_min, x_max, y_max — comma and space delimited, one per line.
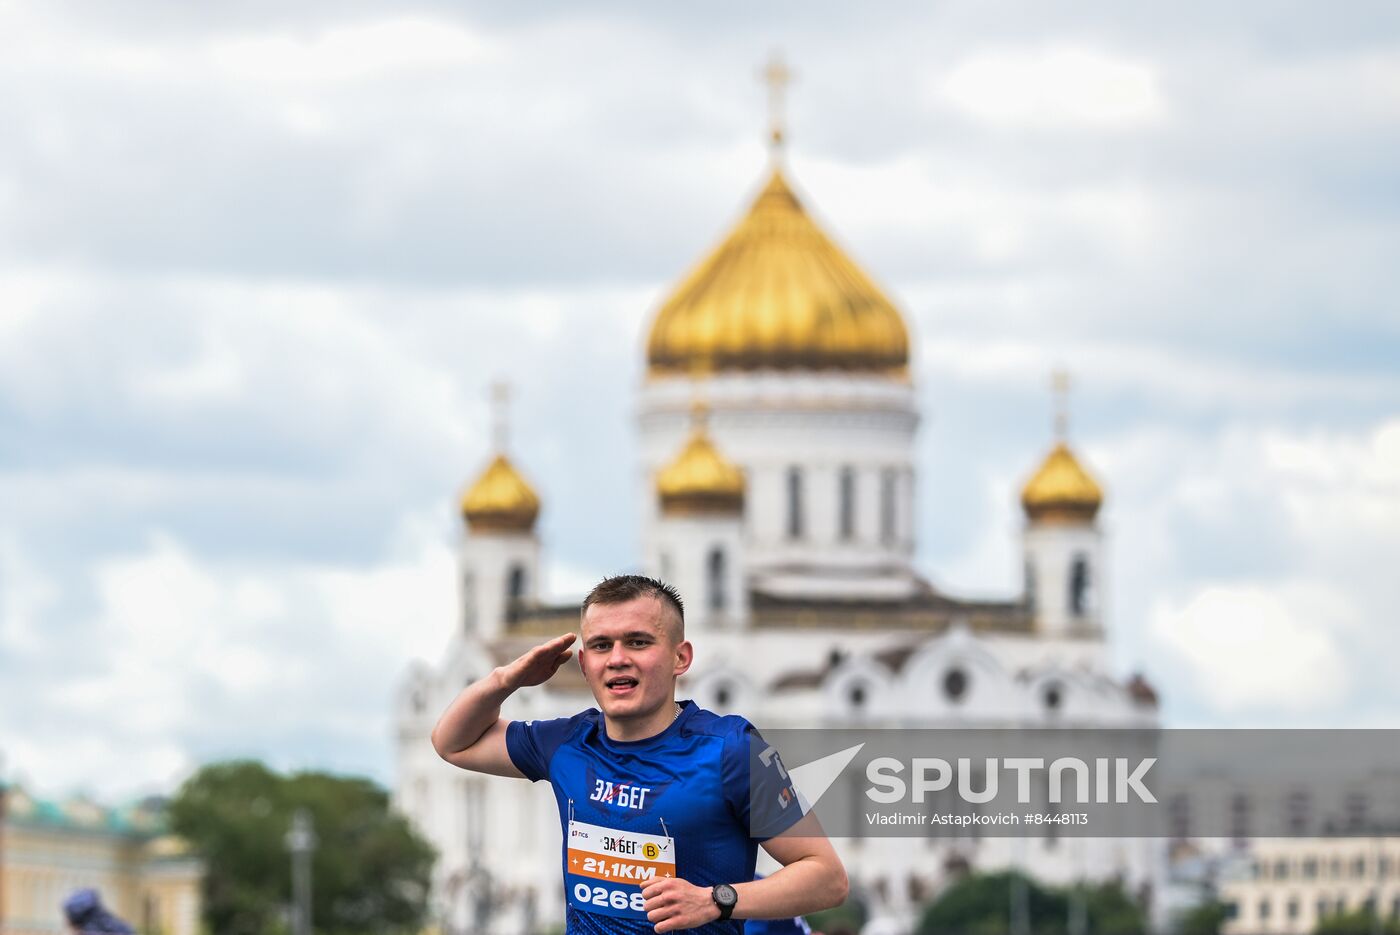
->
646, 167, 910, 376
656, 413, 745, 515
461, 454, 540, 533
1021, 442, 1103, 524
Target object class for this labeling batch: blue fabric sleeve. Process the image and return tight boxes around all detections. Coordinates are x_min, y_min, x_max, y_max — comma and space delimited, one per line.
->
505, 716, 578, 783
746, 918, 812, 935
723, 722, 805, 840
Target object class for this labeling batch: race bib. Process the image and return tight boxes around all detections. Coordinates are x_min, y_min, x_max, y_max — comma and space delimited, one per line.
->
565, 819, 676, 920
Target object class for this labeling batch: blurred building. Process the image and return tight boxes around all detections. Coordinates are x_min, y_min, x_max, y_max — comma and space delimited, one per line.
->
0, 782, 202, 935
394, 115, 1161, 933
1218, 838, 1400, 935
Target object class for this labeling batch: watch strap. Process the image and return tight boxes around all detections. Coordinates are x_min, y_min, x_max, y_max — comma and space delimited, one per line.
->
711, 884, 736, 921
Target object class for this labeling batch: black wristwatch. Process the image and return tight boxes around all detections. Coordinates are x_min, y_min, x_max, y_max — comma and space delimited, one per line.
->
711, 883, 738, 921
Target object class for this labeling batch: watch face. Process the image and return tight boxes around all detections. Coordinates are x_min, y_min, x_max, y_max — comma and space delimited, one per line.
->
715, 884, 738, 907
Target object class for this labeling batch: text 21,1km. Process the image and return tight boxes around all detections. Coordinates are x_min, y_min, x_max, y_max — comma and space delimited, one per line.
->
580, 857, 657, 881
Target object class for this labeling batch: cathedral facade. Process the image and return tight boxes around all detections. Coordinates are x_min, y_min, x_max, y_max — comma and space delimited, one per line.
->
394, 144, 1162, 934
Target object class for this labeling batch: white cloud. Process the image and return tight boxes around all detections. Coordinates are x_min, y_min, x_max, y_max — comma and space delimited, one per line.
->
922, 469, 1021, 600
0, 525, 457, 799
1148, 582, 1352, 713
0, 0, 1398, 798
795, 153, 1166, 271
935, 45, 1168, 129
0, 534, 59, 657
0, 8, 497, 85
918, 334, 1400, 412
1096, 417, 1400, 723
209, 17, 498, 85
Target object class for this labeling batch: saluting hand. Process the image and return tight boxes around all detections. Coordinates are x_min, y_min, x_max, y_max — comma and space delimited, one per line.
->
499, 633, 576, 690
641, 877, 719, 933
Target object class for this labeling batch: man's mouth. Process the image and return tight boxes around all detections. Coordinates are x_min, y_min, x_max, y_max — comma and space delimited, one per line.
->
605, 676, 639, 695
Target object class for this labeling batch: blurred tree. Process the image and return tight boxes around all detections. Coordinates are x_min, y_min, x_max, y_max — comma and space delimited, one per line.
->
1315, 909, 1400, 935
1177, 899, 1229, 935
915, 870, 1146, 935
805, 891, 866, 935
168, 760, 435, 935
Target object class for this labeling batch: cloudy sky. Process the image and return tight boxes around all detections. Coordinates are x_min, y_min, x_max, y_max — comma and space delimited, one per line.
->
2, 0, 1398, 800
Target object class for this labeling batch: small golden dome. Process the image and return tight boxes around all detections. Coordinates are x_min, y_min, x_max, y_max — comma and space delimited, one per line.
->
1021, 442, 1103, 524
656, 418, 745, 516
647, 167, 910, 376
461, 454, 540, 533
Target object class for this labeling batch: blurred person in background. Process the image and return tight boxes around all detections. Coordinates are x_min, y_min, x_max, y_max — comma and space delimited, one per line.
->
62, 888, 135, 935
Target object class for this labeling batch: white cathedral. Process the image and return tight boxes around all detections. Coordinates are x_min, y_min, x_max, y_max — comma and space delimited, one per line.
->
394, 107, 1164, 934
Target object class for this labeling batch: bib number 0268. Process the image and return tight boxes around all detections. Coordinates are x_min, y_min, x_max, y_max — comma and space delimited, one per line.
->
573, 882, 647, 913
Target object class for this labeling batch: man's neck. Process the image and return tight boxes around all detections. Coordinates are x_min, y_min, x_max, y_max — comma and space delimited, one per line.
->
603, 700, 679, 742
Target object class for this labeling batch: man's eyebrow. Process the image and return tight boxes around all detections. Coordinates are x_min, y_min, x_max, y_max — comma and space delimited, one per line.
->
585, 630, 656, 642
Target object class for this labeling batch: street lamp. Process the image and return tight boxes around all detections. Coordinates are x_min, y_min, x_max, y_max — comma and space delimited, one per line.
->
285, 809, 317, 935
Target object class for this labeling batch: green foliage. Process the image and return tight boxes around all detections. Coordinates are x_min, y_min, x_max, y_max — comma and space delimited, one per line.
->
1177, 900, 1229, 935
806, 893, 866, 935
168, 760, 435, 935
916, 870, 1146, 935
1315, 909, 1400, 935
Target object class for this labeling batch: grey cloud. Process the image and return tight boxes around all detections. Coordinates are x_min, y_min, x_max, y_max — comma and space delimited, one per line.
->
4, 0, 1400, 795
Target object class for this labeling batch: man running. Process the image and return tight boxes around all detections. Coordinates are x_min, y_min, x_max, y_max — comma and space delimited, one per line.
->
432, 574, 847, 933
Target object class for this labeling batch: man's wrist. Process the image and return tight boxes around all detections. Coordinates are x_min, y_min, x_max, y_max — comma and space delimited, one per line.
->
489, 666, 517, 694
710, 883, 738, 922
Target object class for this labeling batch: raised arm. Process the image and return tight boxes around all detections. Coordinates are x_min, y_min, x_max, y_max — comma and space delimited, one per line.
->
430, 632, 576, 778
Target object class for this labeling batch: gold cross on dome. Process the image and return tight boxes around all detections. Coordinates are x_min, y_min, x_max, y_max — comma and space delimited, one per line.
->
1050, 369, 1072, 439
490, 380, 511, 452
760, 52, 793, 154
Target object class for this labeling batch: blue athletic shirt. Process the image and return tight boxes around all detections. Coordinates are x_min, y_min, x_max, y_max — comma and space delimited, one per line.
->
507, 700, 805, 935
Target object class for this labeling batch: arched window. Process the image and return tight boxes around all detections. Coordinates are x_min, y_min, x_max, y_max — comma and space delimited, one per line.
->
1025, 560, 1037, 613
507, 564, 527, 601
880, 468, 897, 545
786, 467, 804, 539
506, 564, 527, 624
1069, 555, 1091, 616
707, 547, 726, 612
838, 466, 856, 541
943, 667, 969, 703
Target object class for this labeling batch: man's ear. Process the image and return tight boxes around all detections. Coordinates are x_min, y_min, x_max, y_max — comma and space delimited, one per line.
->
673, 639, 694, 678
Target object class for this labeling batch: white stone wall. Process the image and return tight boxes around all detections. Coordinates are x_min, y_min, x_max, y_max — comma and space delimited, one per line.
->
459, 532, 540, 642
1022, 521, 1104, 637
637, 374, 919, 596
644, 512, 749, 632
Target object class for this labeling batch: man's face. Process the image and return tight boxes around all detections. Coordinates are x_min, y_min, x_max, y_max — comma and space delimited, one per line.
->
579, 595, 691, 723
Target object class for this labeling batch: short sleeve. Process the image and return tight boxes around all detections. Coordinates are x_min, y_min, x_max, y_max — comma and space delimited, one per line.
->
722, 722, 805, 840
505, 716, 579, 783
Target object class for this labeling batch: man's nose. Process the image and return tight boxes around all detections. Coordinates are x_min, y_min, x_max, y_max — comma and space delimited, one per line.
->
606, 644, 631, 667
